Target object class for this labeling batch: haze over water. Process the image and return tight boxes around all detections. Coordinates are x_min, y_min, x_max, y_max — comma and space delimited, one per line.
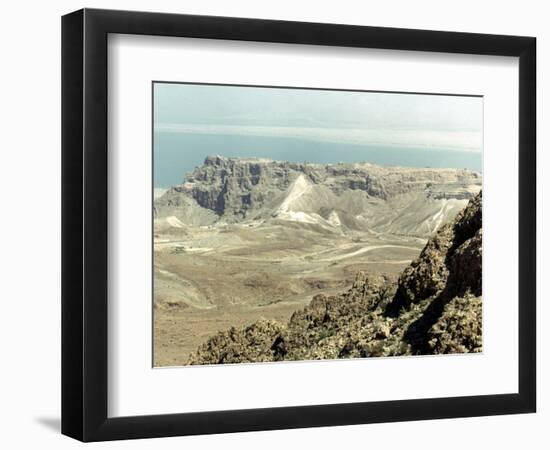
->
153, 83, 483, 188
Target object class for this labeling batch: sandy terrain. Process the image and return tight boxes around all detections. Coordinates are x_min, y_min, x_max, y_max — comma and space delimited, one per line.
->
153, 219, 424, 366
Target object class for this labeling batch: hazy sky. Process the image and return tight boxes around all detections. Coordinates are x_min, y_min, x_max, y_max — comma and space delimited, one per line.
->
154, 83, 483, 152
153, 83, 483, 187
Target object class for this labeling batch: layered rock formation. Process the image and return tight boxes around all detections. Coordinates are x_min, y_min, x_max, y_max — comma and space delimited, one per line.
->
188, 191, 482, 364
155, 156, 481, 236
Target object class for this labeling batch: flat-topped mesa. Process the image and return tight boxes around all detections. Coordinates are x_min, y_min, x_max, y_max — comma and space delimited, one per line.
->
203, 154, 274, 167
183, 156, 298, 216
203, 154, 227, 166
155, 155, 481, 233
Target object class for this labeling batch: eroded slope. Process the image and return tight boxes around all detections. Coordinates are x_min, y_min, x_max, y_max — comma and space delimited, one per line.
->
189, 191, 482, 364
155, 155, 481, 237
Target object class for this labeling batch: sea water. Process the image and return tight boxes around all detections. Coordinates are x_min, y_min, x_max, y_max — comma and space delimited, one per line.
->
154, 132, 482, 188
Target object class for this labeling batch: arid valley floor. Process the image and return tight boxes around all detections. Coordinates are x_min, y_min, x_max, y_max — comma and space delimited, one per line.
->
153, 220, 423, 365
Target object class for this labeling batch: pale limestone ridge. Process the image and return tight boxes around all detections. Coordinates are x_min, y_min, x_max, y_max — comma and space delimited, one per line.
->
155, 156, 481, 237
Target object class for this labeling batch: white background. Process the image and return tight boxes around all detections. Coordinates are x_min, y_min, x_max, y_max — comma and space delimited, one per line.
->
0, 0, 546, 448
109, 35, 518, 417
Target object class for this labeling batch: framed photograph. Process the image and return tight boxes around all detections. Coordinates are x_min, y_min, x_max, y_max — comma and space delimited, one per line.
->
61, 8, 536, 441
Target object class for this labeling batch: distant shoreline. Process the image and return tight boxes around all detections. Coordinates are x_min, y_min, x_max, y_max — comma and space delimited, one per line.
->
153, 136, 483, 188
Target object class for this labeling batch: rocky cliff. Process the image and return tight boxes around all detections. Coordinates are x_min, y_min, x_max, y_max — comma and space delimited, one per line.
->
188, 191, 482, 364
155, 156, 481, 236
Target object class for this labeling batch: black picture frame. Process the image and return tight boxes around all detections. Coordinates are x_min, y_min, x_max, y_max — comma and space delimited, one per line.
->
61, 8, 536, 442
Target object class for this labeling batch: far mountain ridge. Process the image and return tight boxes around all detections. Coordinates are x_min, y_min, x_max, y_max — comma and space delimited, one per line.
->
155, 155, 481, 238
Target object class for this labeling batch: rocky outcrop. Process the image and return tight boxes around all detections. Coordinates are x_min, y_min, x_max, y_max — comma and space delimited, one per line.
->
161, 156, 298, 219
153, 188, 218, 226
189, 319, 285, 365
155, 156, 481, 235
188, 192, 483, 364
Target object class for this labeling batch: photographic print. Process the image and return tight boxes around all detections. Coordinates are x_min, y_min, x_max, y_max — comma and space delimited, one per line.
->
152, 83, 482, 367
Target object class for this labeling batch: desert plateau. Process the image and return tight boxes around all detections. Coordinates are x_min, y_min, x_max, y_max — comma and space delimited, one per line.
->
153, 156, 482, 366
